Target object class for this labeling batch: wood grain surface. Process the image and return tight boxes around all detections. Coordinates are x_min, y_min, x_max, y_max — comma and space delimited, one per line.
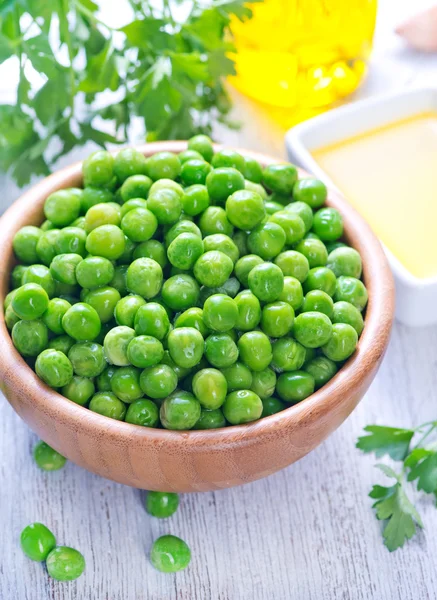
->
1, 0, 437, 598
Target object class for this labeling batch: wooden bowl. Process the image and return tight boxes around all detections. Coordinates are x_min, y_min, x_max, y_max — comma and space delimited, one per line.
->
0, 142, 394, 492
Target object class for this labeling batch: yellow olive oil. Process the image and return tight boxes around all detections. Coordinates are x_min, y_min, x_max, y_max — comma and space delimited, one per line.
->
312, 113, 437, 279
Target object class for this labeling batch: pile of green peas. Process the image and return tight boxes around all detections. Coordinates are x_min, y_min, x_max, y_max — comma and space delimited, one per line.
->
5, 135, 368, 430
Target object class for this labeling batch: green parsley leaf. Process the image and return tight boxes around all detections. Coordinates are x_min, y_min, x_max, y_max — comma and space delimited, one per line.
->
356, 425, 414, 460
406, 448, 437, 494
23, 34, 57, 78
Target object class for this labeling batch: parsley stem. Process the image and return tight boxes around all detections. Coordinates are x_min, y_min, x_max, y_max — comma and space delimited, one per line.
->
413, 422, 437, 450
74, 0, 116, 31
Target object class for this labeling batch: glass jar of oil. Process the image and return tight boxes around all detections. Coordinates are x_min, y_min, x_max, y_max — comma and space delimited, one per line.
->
230, 0, 377, 123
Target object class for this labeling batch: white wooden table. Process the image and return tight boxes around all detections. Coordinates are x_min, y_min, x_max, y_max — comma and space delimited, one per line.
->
2, 2, 437, 598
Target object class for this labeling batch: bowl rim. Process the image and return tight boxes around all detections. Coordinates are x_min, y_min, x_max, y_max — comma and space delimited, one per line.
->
0, 141, 394, 449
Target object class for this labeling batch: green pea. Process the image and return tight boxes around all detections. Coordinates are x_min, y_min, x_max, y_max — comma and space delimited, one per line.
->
22, 264, 55, 297
120, 174, 152, 202
261, 396, 286, 417
250, 368, 277, 400
276, 370, 315, 403
127, 335, 164, 369
68, 342, 105, 377
83, 150, 114, 187
332, 300, 364, 335
147, 188, 182, 225
86, 224, 126, 260
48, 334, 75, 355
199, 206, 234, 238
167, 233, 204, 270
263, 163, 297, 194
193, 408, 226, 429
146, 151, 181, 181
295, 238, 328, 268
4, 288, 17, 309
261, 301, 294, 338
13, 226, 42, 264
5, 304, 20, 330
211, 149, 244, 172
193, 251, 233, 288
89, 391, 126, 420
293, 311, 333, 348
140, 364, 178, 399
274, 250, 309, 282
203, 294, 238, 332
247, 221, 286, 260
11, 264, 28, 289
242, 155, 263, 183
21, 523, 56, 561
113, 148, 147, 183
114, 295, 145, 328
304, 356, 338, 389
233, 230, 249, 257
84, 203, 121, 233
103, 325, 135, 365
120, 198, 148, 218
164, 219, 202, 246
234, 290, 261, 331
76, 256, 114, 289
12, 319, 48, 356
321, 322, 358, 361
62, 376, 95, 406
110, 265, 129, 296
40, 219, 55, 231
312, 207, 343, 241
12, 283, 49, 320
203, 233, 239, 264
81, 186, 114, 212
192, 368, 227, 409
248, 262, 284, 303
109, 366, 142, 402
238, 331, 272, 371
334, 276, 368, 311
180, 158, 212, 186
96, 365, 118, 391
264, 199, 285, 215
160, 390, 201, 430
62, 303, 101, 341
161, 274, 200, 311
50, 253, 82, 286
174, 307, 209, 337
44, 188, 82, 227
222, 362, 253, 392
304, 267, 337, 297
206, 167, 245, 206
225, 189, 266, 230
133, 239, 167, 269
46, 546, 85, 581
35, 229, 60, 266
188, 134, 214, 162
146, 491, 179, 518
179, 149, 204, 164
269, 211, 305, 245
223, 389, 262, 424
293, 178, 327, 208
167, 327, 204, 369
234, 255, 263, 287
278, 276, 304, 311
150, 534, 191, 572
120, 207, 158, 243
181, 184, 210, 216
301, 290, 334, 317
270, 337, 306, 372
325, 241, 347, 253
36, 349, 73, 387
126, 258, 163, 299
284, 201, 313, 232
204, 333, 239, 368
33, 440, 67, 471
327, 247, 362, 278
54, 227, 87, 257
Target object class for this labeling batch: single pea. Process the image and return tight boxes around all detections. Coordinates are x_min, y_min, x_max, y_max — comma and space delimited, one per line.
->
147, 188, 183, 226
103, 325, 135, 365
13, 226, 42, 264
193, 251, 233, 289
50, 253, 82, 286
304, 267, 337, 297
89, 391, 126, 420
188, 134, 214, 162
83, 150, 114, 187
12, 283, 49, 320
86, 224, 126, 260
22, 264, 55, 297
62, 376, 95, 405
305, 356, 338, 389
204, 333, 239, 368
221, 362, 252, 392
54, 280, 80, 298
238, 331, 272, 372
276, 370, 315, 403
181, 184, 210, 216
269, 211, 305, 245
54, 227, 87, 257
292, 177, 326, 208
42, 298, 71, 334
81, 186, 113, 213
35, 349, 73, 387
244, 180, 267, 201
327, 246, 362, 279
150, 534, 191, 572
173, 307, 208, 337
179, 148, 204, 163
193, 408, 226, 429
321, 322, 358, 361
261, 301, 294, 338
139, 364, 177, 399
205, 167, 245, 205
35, 229, 60, 266
11, 264, 28, 289
199, 278, 241, 305
84, 202, 121, 233
127, 336, 164, 369
164, 220, 202, 246
161, 274, 200, 311
250, 368, 277, 400
68, 342, 105, 377
110, 265, 129, 296
278, 276, 304, 311
248, 262, 284, 303
263, 163, 297, 194
160, 390, 201, 430
110, 366, 143, 402
225, 189, 266, 231
223, 389, 262, 424
11, 319, 47, 356
167, 233, 204, 270
113, 148, 147, 184
146, 491, 179, 518
295, 238, 328, 268
332, 300, 364, 335
20, 523, 56, 561
48, 334, 75, 355
247, 221, 286, 261
203, 294, 238, 333
212, 148, 245, 172
284, 201, 313, 232
313, 207, 343, 241
96, 365, 117, 391
180, 158, 212, 186
114, 295, 146, 328
40, 219, 55, 231
334, 276, 368, 311
264, 199, 285, 215
126, 257, 163, 300
242, 155, 263, 183
301, 290, 334, 317
270, 337, 306, 372
120, 174, 152, 202
120, 198, 149, 219
234, 256, 263, 289
44, 188, 82, 227
133, 239, 167, 269
293, 311, 333, 348
199, 207, 234, 239
120, 207, 158, 243
33, 440, 66, 471
234, 290, 261, 331
274, 250, 309, 283
261, 396, 286, 417
46, 546, 85, 582
167, 327, 204, 369
5, 304, 20, 330
233, 230, 249, 257
83, 287, 120, 323
202, 233, 239, 264
325, 241, 347, 254
146, 151, 180, 181
76, 256, 114, 289
192, 368, 227, 409
62, 303, 101, 341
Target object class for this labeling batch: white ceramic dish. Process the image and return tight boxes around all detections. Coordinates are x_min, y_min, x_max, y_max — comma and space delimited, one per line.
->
285, 87, 437, 328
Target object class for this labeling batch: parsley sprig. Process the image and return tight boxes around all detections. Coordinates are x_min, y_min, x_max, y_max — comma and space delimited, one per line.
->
357, 421, 437, 551
0, 0, 259, 186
